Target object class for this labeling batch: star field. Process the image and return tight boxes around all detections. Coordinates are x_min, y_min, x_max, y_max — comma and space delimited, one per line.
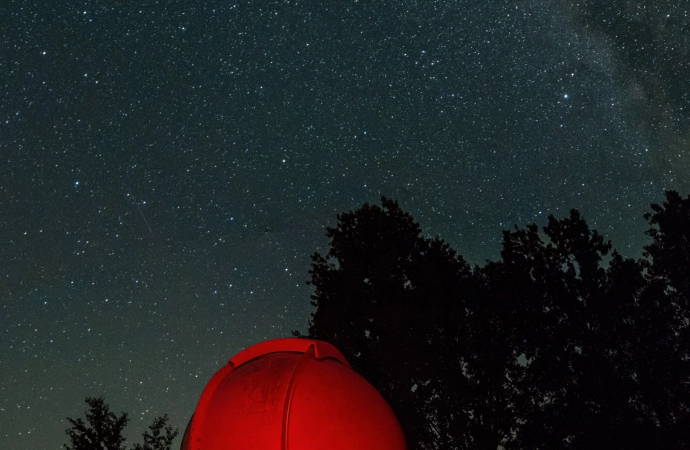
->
1, 1, 689, 448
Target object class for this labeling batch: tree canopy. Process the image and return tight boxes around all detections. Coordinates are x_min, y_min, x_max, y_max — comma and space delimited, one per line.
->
296, 191, 690, 449
64, 397, 179, 450
131, 415, 179, 450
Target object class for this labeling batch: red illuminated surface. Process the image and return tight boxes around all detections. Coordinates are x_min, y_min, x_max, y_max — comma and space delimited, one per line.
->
181, 338, 407, 450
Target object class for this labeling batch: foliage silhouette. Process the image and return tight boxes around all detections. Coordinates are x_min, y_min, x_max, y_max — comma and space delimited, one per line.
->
641, 190, 690, 446
132, 415, 179, 450
64, 397, 179, 450
644, 190, 690, 301
64, 397, 129, 450
296, 193, 690, 449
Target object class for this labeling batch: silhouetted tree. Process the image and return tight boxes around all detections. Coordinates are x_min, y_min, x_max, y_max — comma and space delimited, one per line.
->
644, 190, 690, 302
65, 398, 179, 450
488, 201, 690, 449
298, 194, 690, 449
64, 397, 129, 450
641, 190, 690, 446
132, 415, 179, 450
296, 197, 513, 449
483, 211, 665, 449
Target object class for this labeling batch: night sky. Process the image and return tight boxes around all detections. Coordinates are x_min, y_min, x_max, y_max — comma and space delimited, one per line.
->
2, 1, 689, 448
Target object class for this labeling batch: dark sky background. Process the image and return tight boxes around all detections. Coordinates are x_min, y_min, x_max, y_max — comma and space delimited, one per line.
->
1, 0, 689, 448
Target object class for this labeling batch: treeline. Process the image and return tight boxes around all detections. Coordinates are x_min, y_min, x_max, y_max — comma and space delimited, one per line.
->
64, 397, 178, 450
296, 191, 690, 449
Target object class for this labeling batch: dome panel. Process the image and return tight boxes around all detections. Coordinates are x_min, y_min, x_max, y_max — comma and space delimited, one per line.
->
287, 355, 407, 450
182, 338, 407, 450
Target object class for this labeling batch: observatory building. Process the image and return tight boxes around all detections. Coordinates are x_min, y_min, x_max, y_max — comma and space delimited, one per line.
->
181, 337, 407, 450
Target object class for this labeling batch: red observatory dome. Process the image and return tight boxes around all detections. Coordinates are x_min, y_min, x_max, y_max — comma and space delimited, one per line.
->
181, 338, 407, 450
